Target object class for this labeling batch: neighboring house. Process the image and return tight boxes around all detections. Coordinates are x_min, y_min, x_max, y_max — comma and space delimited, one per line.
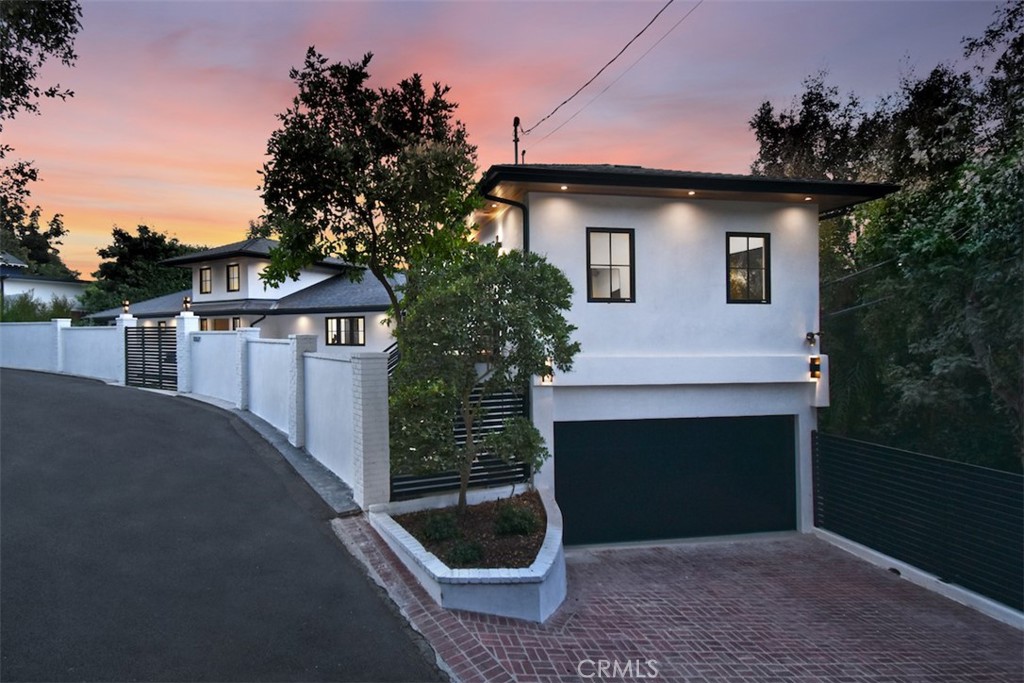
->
88, 238, 398, 354
1, 252, 88, 311
474, 164, 897, 546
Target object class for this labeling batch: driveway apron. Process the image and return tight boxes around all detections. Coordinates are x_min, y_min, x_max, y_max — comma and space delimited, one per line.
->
0, 369, 444, 682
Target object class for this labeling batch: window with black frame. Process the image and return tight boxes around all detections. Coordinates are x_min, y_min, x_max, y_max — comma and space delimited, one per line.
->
727, 233, 770, 303
587, 228, 634, 302
326, 316, 365, 346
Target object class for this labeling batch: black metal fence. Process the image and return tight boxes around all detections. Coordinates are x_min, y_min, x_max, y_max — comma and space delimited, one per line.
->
390, 386, 531, 500
813, 432, 1023, 610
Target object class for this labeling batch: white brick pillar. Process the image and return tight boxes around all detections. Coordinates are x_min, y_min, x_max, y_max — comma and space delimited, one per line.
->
52, 318, 71, 373
351, 352, 390, 509
175, 312, 200, 393
235, 328, 261, 410
287, 334, 317, 448
114, 314, 136, 385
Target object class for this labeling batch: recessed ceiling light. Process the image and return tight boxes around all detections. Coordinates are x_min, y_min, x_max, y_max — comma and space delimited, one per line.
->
490, 203, 497, 208
804, 196, 813, 201
560, 185, 568, 191
687, 191, 696, 196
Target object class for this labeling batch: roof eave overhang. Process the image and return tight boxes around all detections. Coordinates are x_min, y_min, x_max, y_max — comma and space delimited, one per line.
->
478, 165, 899, 217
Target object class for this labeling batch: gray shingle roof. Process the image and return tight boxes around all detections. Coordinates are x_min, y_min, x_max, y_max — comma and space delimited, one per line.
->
161, 238, 350, 269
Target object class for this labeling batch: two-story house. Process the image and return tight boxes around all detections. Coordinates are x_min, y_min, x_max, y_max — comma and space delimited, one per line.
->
89, 238, 398, 354
474, 164, 896, 546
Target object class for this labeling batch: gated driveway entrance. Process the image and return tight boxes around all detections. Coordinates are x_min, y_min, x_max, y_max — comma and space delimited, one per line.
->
554, 415, 796, 545
124, 326, 177, 390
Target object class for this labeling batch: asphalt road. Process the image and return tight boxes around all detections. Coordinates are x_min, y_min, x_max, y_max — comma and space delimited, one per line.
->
0, 369, 444, 683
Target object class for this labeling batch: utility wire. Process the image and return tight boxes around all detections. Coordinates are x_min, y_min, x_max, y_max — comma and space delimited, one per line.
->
522, 0, 676, 136
530, 0, 705, 149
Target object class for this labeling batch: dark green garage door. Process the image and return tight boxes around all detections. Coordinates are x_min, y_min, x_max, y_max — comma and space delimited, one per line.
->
554, 415, 796, 545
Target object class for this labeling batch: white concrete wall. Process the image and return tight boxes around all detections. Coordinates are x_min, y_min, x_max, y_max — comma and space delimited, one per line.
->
61, 327, 122, 382
189, 332, 238, 404
247, 339, 290, 434
0, 321, 61, 371
304, 354, 355, 485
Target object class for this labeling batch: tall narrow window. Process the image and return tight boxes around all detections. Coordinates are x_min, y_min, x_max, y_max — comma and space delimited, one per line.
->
587, 228, 634, 302
226, 264, 240, 292
326, 316, 365, 346
727, 233, 770, 303
199, 318, 210, 331
199, 267, 212, 294
232, 317, 242, 330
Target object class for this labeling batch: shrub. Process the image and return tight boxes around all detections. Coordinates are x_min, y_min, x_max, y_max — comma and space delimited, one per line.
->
421, 511, 459, 543
494, 503, 539, 536
445, 539, 483, 567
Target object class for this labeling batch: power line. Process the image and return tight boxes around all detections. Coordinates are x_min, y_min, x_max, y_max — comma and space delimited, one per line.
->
522, 0, 676, 137
530, 0, 705, 149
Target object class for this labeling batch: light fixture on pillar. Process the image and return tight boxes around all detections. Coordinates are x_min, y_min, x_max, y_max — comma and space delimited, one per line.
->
122, 299, 130, 314
809, 356, 822, 379
182, 295, 192, 311
806, 331, 822, 346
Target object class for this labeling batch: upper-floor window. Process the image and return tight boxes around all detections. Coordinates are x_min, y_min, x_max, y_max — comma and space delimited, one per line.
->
587, 228, 634, 302
199, 267, 212, 294
727, 233, 770, 303
199, 318, 210, 331
326, 316, 365, 346
226, 264, 240, 292
232, 317, 242, 330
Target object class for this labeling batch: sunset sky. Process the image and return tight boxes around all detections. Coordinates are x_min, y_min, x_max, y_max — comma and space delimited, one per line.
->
4, 0, 1002, 278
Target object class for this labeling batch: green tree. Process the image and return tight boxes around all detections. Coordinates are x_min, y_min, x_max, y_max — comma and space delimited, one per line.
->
748, 2, 1023, 469
0, 0, 82, 278
80, 225, 203, 314
258, 48, 479, 322
390, 242, 580, 510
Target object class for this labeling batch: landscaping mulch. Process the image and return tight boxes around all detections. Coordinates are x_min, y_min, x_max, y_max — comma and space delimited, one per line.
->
393, 490, 546, 568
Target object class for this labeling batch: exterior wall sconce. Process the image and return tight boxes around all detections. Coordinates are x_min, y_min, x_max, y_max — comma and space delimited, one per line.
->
122, 299, 130, 314
182, 296, 192, 311
809, 356, 822, 379
806, 331, 822, 346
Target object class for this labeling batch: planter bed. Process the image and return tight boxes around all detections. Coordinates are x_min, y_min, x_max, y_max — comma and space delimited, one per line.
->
367, 486, 566, 623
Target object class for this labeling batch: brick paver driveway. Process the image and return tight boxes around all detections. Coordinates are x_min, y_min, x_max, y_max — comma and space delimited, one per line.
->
339, 519, 1023, 682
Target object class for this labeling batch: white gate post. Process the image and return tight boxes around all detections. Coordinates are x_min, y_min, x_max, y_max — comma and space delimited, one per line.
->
114, 314, 136, 385
52, 318, 72, 373
175, 312, 200, 393
351, 352, 390, 509
235, 328, 261, 410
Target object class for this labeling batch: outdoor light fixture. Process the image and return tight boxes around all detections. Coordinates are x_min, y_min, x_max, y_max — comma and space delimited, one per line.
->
122, 299, 130, 314
182, 295, 192, 311
806, 331, 822, 346
809, 356, 822, 379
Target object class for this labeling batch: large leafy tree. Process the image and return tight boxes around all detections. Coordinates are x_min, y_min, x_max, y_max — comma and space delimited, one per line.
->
390, 242, 580, 510
748, 2, 1023, 470
258, 49, 479, 321
80, 225, 204, 314
0, 0, 82, 278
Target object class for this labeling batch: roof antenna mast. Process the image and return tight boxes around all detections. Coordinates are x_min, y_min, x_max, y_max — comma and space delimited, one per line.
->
513, 116, 520, 165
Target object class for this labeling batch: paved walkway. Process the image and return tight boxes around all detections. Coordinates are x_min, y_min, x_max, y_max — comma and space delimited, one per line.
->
337, 518, 1023, 683
0, 369, 443, 682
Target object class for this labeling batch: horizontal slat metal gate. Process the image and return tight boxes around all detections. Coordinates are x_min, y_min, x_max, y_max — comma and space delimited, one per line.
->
390, 383, 531, 500
813, 432, 1023, 610
125, 327, 178, 391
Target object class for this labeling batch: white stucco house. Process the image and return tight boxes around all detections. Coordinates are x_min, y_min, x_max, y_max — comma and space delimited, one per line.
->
1, 252, 89, 312
473, 163, 897, 546
89, 238, 398, 355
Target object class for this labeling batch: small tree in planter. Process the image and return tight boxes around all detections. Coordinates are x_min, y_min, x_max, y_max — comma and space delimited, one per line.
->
390, 241, 580, 511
